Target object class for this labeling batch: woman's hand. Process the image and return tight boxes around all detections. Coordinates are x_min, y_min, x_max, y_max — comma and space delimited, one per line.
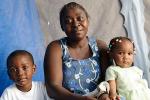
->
98, 93, 110, 100
84, 96, 97, 100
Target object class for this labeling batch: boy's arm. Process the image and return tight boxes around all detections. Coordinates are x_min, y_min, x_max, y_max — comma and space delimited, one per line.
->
1, 88, 10, 100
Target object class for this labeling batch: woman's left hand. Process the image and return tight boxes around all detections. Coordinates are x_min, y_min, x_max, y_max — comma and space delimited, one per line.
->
98, 93, 110, 100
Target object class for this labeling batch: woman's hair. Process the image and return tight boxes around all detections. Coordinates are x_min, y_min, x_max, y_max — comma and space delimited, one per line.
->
59, 2, 89, 31
7, 50, 34, 69
108, 36, 135, 52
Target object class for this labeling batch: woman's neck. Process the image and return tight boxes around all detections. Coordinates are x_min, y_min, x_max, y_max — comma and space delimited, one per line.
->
66, 36, 92, 59
67, 37, 88, 49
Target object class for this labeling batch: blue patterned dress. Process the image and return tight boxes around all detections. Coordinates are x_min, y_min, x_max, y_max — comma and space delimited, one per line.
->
60, 37, 101, 95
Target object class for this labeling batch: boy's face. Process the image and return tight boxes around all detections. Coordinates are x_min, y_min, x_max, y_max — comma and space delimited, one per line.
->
62, 8, 89, 41
8, 54, 35, 91
111, 40, 134, 68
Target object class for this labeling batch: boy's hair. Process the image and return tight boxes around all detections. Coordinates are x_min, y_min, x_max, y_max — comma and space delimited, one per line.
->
59, 2, 89, 31
108, 36, 135, 52
7, 50, 34, 69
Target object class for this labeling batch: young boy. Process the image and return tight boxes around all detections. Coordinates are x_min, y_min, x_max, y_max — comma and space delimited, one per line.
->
1, 50, 52, 100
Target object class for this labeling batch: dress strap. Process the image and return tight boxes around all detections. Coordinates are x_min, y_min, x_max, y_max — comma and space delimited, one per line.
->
59, 37, 70, 61
88, 37, 99, 57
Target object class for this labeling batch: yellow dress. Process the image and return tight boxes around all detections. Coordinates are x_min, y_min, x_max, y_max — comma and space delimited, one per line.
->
105, 66, 150, 100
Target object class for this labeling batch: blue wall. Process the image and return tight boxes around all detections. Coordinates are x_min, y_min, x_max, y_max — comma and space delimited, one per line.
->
0, 0, 45, 95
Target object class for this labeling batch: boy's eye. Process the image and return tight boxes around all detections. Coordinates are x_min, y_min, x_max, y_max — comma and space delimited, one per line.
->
22, 66, 29, 71
9, 67, 16, 73
9, 66, 30, 73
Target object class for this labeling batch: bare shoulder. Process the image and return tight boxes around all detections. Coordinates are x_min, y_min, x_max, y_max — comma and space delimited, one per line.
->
45, 40, 62, 56
96, 39, 108, 50
46, 40, 61, 51
44, 39, 62, 70
44, 39, 63, 84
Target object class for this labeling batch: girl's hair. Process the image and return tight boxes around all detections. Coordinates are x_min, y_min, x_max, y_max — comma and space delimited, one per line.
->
108, 36, 135, 52
7, 50, 34, 69
59, 2, 89, 31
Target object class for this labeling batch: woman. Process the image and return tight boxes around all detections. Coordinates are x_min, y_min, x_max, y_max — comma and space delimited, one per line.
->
44, 2, 110, 100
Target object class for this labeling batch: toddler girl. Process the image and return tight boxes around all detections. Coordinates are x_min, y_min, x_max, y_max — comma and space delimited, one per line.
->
105, 36, 150, 100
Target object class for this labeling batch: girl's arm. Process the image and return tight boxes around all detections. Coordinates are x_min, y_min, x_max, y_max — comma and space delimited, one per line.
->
108, 80, 119, 100
44, 40, 96, 100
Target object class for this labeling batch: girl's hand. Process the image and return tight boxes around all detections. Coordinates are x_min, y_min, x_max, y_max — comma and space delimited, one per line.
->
110, 95, 120, 100
116, 95, 120, 100
110, 97, 116, 100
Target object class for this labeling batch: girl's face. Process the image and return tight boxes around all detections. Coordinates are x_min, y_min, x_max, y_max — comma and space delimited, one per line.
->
8, 55, 35, 91
62, 8, 89, 41
111, 40, 134, 68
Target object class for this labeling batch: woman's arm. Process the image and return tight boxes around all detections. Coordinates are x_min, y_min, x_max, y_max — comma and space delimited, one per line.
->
96, 39, 110, 81
96, 39, 111, 100
44, 40, 96, 100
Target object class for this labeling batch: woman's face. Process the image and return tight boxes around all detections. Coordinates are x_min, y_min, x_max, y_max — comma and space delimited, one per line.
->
62, 8, 89, 41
